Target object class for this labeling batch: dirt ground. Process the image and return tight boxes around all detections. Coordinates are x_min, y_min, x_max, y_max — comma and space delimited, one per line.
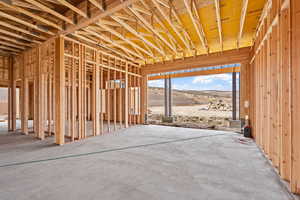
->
149, 105, 232, 118
148, 87, 239, 131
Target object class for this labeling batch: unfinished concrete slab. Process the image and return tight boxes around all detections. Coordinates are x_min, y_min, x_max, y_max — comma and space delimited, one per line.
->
0, 125, 292, 200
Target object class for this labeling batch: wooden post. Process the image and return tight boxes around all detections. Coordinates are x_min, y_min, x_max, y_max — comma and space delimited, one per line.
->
71, 43, 76, 140
100, 66, 104, 134
119, 69, 123, 128
34, 47, 44, 140
240, 62, 250, 119
55, 36, 65, 145
11, 56, 16, 131
92, 51, 100, 136
113, 67, 117, 131
21, 78, 29, 134
232, 71, 237, 120
140, 75, 148, 124
125, 63, 128, 128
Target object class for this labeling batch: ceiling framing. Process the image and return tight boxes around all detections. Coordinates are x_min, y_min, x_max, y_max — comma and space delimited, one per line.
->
0, 0, 265, 65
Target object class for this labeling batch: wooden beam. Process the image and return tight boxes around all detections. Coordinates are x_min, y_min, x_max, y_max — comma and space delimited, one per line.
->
0, 40, 25, 50
169, 0, 195, 49
0, 1, 62, 31
0, 10, 55, 35
143, 47, 250, 74
70, 33, 135, 61
84, 27, 145, 59
88, 0, 104, 11
111, 16, 165, 56
183, 0, 208, 52
128, 6, 177, 53
96, 23, 154, 58
54, 36, 65, 145
148, 66, 240, 80
0, 28, 39, 44
56, 0, 87, 18
151, 0, 191, 50
214, 0, 223, 50
0, 21, 47, 40
0, 45, 21, 53
60, 0, 140, 36
238, 0, 249, 48
24, 0, 74, 24
0, 35, 33, 47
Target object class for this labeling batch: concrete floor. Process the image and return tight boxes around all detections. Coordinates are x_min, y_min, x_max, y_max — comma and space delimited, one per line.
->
0, 125, 294, 200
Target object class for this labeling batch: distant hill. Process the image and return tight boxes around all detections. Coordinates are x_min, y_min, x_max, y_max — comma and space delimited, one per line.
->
149, 87, 235, 107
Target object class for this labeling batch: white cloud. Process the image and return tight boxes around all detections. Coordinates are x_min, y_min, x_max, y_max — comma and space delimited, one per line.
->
192, 73, 232, 84
148, 80, 164, 88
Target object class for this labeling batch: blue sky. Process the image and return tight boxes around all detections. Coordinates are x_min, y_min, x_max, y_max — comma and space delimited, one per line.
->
148, 73, 240, 91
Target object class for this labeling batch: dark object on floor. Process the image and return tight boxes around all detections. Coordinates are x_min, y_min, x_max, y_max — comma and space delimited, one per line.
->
243, 126, 252, 138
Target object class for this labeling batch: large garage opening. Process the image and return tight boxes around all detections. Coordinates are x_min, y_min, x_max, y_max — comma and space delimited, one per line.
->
147, 64, 241, 131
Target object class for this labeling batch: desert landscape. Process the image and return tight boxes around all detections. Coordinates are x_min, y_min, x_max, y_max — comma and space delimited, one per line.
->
148, 87, 239, 131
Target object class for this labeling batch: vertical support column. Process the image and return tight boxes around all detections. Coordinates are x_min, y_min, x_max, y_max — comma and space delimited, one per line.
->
11, 56, 16, 131
21, 79, 29, 134
92, 51, 100, 136
107, 68, 110, 132
34, 47, 44, 140
168, 77, 172, 117
164, 78, 169, 117
125, 63, 128, 128
232, 72, 237, 120
140, 74, 148, 124
21, 54, 28, 135
100, 66, 104, 134
55, 36, 65, 145
240, 63, 250, 120
8, 56, 16, 131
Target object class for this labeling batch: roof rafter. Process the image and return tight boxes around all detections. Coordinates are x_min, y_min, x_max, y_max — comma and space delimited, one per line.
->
183, 0, 208, 53
0, 40, 26, 50
96, 23, 154, 58
151, 0, 191, 50
0, 29, 40, 44
214, 0, 223, 50
128, 6, 177, 53
0, 21, 47, 40
56, 0, 87, 18
111, 15, 165, 56
0, 10, 55, 35
23, 0, 74, 24
0, 44, 21, 53
0, 1, 62, 30
238, 0, 249, 48
84, 27, 145, 60
0, 35, 33, 47
169, 0, 196, 50
139, 0, 179, 51
88, 0, 104, 11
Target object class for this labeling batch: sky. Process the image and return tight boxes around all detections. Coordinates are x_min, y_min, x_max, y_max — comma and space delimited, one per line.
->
148, 73, 240, 91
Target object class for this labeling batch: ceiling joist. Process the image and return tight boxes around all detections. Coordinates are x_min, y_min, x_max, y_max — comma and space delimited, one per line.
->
238, 0, 249, 48
214, 0, 223, 50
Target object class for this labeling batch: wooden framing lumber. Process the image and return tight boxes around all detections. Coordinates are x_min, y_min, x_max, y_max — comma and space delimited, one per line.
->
148, 66, 240, 80
54, 36, 65, 145
237, 0, 249, 48
143, 47, 250, 74
214, 0, 223, 50
23, 0, 74, 24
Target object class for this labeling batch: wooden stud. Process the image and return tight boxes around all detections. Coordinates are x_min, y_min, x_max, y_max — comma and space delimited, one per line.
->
54, 36, 65, 145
